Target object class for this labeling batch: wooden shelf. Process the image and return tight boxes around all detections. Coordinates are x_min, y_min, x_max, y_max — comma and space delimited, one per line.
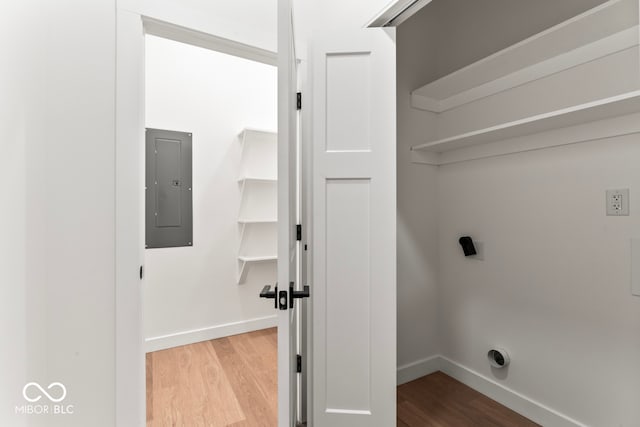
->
411, 91, 640, 153
410, 0, 638, 113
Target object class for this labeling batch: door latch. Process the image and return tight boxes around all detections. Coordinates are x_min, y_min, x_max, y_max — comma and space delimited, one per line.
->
259, 284, 288, 310
278, 289, 288, 310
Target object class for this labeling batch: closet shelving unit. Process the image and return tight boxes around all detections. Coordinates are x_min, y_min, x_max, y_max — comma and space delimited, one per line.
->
237, 128, 278, 284
410, 0, 640, 166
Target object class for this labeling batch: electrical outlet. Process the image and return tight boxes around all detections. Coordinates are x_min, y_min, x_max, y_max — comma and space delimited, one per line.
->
606, 189, 629, 216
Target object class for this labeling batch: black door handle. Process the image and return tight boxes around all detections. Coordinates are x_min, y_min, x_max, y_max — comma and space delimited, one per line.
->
289, 283, 310, 309
262, 283, 310, 310
260, 284, 278, 309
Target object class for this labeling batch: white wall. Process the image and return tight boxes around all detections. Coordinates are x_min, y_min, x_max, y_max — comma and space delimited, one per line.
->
396, 9, 441, 371
420, 0, 608, 84
1, 1, 276, 425
144, 35, 278, 349
397, 1, 640, 425
437, 133, 640, 426
1, 1, 116, 426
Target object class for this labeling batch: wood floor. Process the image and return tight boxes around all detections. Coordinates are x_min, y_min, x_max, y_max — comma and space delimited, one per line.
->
147, 329, 539, 426
398, 372, 540, 427
146, 328, 278, 427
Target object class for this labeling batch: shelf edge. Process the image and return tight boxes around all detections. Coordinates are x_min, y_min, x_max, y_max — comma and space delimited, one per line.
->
411, 26, 638, 113
410, 111, 640, 166
412, 90, 640, 152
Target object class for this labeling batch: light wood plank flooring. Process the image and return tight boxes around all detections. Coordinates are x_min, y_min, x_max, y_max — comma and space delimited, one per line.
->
146, 328, 277, 427
147, 329, 539, 426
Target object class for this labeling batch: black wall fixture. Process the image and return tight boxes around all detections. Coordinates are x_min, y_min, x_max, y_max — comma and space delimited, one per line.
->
458, 236, 477, 256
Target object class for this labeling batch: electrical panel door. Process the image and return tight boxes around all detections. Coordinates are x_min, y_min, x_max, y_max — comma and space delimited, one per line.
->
145, 128, 193, 248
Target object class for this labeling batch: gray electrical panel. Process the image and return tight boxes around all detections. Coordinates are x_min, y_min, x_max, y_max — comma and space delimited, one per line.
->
146, 128, 193, 248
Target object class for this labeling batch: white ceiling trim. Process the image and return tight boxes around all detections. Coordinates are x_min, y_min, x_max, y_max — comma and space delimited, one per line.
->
366, 0, 433, 27
143, 17, 278, 66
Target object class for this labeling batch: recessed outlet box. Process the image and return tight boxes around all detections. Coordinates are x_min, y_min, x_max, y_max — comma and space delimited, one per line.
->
606, 189, 629, 216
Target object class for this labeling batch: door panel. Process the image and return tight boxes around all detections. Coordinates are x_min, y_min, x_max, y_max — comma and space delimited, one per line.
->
312, 29, 396, 427
326, 53, 372, 152
325, 179, 371, 411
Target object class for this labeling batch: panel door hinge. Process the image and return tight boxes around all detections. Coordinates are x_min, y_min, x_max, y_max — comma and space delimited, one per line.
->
296, 92, 302, 110
296, 224, 302, 241
296, 354, 302, 373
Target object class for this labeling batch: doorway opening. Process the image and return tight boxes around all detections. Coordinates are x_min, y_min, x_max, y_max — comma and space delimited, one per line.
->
143, 33, 279, 426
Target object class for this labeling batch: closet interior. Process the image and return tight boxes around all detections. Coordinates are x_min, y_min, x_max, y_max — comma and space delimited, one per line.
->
396, 0, 640, 425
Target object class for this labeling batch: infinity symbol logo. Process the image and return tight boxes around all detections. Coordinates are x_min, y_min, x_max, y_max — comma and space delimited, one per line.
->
22, 382, 67, 403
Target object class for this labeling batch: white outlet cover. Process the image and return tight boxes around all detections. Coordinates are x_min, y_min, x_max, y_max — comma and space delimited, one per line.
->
606, 189, 629, 216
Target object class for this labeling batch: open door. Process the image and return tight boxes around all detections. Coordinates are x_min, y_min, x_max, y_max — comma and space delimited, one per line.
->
261, 0, 306, 426
274, 1, 397, 425
310, 26, 397, 427
262, 2, 305, 426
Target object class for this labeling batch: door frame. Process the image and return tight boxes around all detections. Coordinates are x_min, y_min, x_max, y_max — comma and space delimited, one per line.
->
114, 11, 279, 426
114, 1, 407, 424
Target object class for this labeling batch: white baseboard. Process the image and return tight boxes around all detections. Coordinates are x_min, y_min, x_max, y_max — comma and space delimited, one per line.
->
397, 355, 441, 385
438, 356, 587, 427
397, 355, 586, 427
145, 315, 277, 353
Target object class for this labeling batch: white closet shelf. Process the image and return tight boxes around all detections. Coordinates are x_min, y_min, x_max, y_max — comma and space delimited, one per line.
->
237, 176, 277, 183
237, 255, 277, 283
411, 91, 640, 153
238, 218, 277, 224
238, 255, 277, 262
410, 0, 638, 113
238, 127, 278, 283
239, 128, 277, 141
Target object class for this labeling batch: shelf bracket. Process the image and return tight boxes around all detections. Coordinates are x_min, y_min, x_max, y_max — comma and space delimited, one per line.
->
238, 259, 249, 284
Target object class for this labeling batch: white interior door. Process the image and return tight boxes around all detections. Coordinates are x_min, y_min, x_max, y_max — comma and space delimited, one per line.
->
277, 0, 301, 426
311, 29, 397, 427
